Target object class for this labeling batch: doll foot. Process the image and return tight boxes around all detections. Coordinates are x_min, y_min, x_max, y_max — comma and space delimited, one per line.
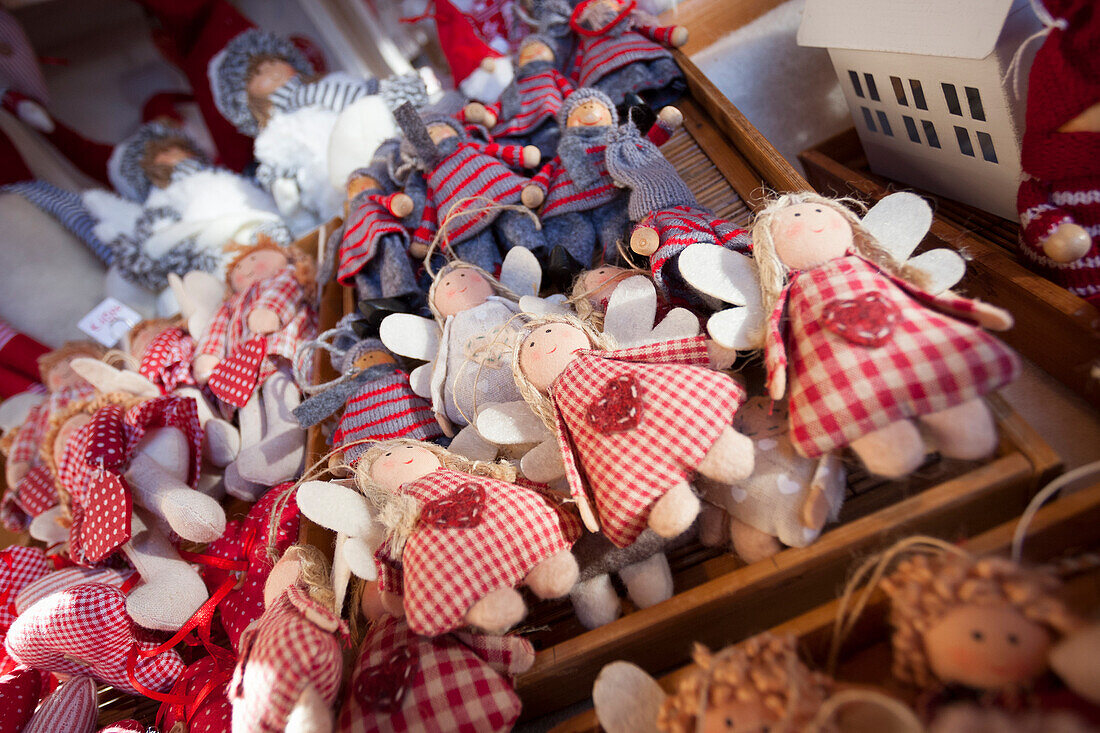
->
647, 480, 700, 539
526, 550, 579, 599
696, 426, 754, 483
570, 574, 622, 629
546, 245, 584, 291
224, 461, 268, 502
919, 398, 998, 461
284, 684, 334, 733
620, 553, 673, 609
465, 587, 526, 636
801, 484, 831, 531
236, 430, 306, 486
160, 488, 227, 543
729, 517, 782, 563
203, 418, 240, 468
850, 420, 924, 479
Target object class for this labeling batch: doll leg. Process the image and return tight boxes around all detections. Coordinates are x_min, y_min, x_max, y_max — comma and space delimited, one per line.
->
353, 268, 384, 302
728, 517, 782, 564
121, 510, 209, 632
528, 122, 562, 162
377, 236, 422, 302
801, 453, 846, 531
125, 451, 227, 543
495, 209, 546, 257
453, 230, 502, 274
524, 549, 579, 599
849, 419, 925, 479
591, 198, 632, 263
465, 587, 527, 636
647, 480, 700, 538
696, 426, 755, 484
177, 386, 240, 467
236, 372, 307, 486
619, 553, 673, 609
224, 461, 267, 502
570, 574, 622, 629
918, 398, 998, 461
283, 684, 333, 733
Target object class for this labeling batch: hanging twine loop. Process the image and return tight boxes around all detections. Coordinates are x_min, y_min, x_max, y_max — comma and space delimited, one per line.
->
1003, 0, 1069, 99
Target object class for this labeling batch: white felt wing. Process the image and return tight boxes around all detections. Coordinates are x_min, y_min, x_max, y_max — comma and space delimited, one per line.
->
409, 363, 433, 399
602, 276, 699, 348
70, 358, 159, 398
520, 438, 566, 484
476, 400, 549, 445
860, 192, 933, 265
0, 392, 44, 433
341, 535, 380, 582
678, 244, 757, 306
380, 313, 440, 361
706, 305, 765, 351
593, 662, 665, 733
296, 481, 375, 538
499, 246, 542, 297
171, 270, 227, 339
907, 249, 966, 294
331, 532, 352, 610
519, 293, 572, 317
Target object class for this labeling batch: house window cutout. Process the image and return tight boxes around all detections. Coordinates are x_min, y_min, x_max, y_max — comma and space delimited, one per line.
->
966, 87, 986, 121
861, 106, 876, 132
864, 73, 880, 101
903, 115, 920, 143
910, 80, 928, 110
877, 110, 893, 136
942, 83, 962, 116
955, 126, 975, 156
891, 76, 908, 106
976, 131, 998, 162
922, 120, 941, 148
849, 70, 864, 98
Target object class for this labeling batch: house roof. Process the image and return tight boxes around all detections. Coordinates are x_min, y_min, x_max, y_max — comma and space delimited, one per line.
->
797, 0, 1019, 59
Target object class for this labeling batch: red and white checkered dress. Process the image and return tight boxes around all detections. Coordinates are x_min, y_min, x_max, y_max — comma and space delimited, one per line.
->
0, 547, 50, 674
765, 255, 1021, 458
7, 383, 94, 467
138, 327, 196, 395
337, 193, 409, 286
2, 464, 58, 531
551, 335, 745, 548
196, 267, 317, 402
229, 583, 346, 733
374, 468, 582, 637
338, 616, 529, 733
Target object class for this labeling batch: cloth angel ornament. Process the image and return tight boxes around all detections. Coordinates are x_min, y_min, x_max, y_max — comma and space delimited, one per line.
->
746, 193, 1019, 479
393, 104, 543, 273
192, 238, 318, 498
353, 439, 582, 637
521, 88, 680, 269
568, 0, 687, 107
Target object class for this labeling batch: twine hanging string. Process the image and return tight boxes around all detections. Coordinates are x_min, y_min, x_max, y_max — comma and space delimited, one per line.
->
293, 324, 356, 396
421, 195, 542, 279
1011, 459, 1100, 563
1003, 0, 1068, 99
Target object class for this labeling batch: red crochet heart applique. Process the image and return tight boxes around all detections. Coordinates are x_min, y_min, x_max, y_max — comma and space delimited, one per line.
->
420, 484, 485, 529
586, 375, 642, 434
75, 473, 132, 563
84, 405, 127, 470
822, 292, 900, 347
208, 337, 267, 408
353, 646, 419, 713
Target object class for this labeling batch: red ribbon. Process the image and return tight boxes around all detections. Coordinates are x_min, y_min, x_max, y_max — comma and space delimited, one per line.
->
570, 0, 637, 37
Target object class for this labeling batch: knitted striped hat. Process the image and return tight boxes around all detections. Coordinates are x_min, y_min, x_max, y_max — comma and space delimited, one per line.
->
556, 87, 618, 127
107, 122, 206, 202
208, 29, 315, 137
604, 121, 696, 220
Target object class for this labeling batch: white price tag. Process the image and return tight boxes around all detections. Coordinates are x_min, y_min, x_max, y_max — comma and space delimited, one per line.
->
76, 297, 142, 347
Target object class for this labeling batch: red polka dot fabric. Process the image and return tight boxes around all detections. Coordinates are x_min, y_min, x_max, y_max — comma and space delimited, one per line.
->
71, 472, 132, 564
159, 656, 233, 733
83, 404, 127, 470
97, 719, 144, 732
0, 667, 50, 733
138, 326, 197, 395
207, 337, 266, 409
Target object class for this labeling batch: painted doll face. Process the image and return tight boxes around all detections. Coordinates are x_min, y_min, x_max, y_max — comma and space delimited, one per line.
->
567, 99, 614, 128
699, 697, 779, 733
45, 358, 91, 392
352, 349, 396, 371
433, 269, 494, 317
519, 322, 591, 392
768, 202, 853, 270
151, 145, 194, 172
518, 40, 554, 67
369, 444, 442, 493
247, 58, 298, 99
53, 413, 92, 469
427, 123, 459, 145
924, 603, 1053, 690
229, 249, 290, 293
580, 266, 631, 306
346, 174, 380, 201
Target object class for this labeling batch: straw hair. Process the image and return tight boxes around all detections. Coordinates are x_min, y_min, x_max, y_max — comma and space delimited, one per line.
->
284, 544, 337, 611
880, 550, 1078, 690
657, 634, 836, 733
224, 234, 318, 300
426, 260, 519, 324
750, 193, 929, 344
566, 264, 650, 330
37, 341, 108, 382
511, 313, 614, 431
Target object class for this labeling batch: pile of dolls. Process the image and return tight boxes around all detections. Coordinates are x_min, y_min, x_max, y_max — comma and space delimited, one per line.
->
0, 1, 1033, 730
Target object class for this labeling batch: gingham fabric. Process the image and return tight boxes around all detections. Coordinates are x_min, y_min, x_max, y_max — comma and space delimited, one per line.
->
4, 583, 185, 694
337, 616, 526, 733
22, 675, 96, 733
138, 327, 196, 395
0, 667, 50, 733
767, 255, 1021, 458
10, 383, 95, 466
159, 655, 234, 733
574, 23, 676, 88
228, 584, 346, 733
196, 266, 317, 403
332, 373, 442, 466
1, 464, 58, 531
337, 192, 409, 285
635, 206, 750, 296
374, 468, 581, 636
0, 548, 50, 674
15, 567, 135, 615
551, 335, 745, 548
200, 485, 300, 649
478, 64, 574, 138
411, 142, 530, 251
207, 337, 266, 408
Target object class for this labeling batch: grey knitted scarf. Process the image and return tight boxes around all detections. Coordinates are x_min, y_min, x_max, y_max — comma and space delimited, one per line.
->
604, 122, 697, 220
293, 362, 401, 427
557, 125, 611, 190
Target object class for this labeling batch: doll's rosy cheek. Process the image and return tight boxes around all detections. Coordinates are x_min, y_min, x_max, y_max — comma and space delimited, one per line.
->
782, 221, 804, 239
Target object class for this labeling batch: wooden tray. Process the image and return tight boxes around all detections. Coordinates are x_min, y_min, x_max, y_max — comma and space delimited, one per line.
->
799, 128, 1100, 411
551, 479, 1100, 732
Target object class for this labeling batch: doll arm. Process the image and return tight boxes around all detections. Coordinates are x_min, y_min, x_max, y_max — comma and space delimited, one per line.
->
251, 271, 304, 329
373, 546, 404, 595
411, 200, 439, 252
460, 100, 501, 128
371, 192, 415, 219
529, 160, 556, 193
713, 221, 751, 252
880, 266, 1014, 331
8, 404, 46, 467
481, 141, 538, 169
645, 107, 683, 147
553, 69, 575, 97
764, 289, 790, 400
453, 631, 536, 675
1018, 174, 1092, 263
634, 24, 688, 47
602, 334, 712, 367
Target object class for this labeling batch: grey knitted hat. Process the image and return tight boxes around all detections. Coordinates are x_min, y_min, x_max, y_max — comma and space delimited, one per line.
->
107, 122, 206, 202
208, 29, 315, 137
338, 337, 388, 374
556, 87, 618, 128
519, 32, 558, 59
605, 121, 696, 220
